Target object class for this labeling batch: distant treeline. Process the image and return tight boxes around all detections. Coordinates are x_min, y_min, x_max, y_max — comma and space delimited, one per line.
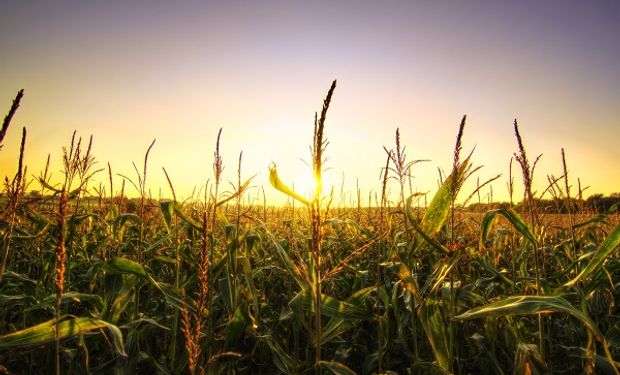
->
5, 191, 619, 215
465, 193, 620, 214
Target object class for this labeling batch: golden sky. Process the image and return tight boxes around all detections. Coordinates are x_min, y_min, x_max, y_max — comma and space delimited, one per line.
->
1, 1, 619, 205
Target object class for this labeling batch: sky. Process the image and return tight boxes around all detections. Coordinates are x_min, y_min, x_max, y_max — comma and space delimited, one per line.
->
1, 1, 619, 206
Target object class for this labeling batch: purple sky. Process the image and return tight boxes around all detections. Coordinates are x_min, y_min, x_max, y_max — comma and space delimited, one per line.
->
1, 1, 618, 203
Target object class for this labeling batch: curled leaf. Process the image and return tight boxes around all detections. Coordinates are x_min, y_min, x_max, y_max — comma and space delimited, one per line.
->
269, 163, 310, 206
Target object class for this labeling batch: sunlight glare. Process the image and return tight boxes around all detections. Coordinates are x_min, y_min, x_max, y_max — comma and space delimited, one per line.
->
293, 170, 319, 199
292, 169, 336, 202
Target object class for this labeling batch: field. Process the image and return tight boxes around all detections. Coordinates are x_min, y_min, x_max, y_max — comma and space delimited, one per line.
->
1, 86, 620, 375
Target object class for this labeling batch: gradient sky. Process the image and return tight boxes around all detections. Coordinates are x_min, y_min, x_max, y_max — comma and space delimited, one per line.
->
1, 1, 619, 205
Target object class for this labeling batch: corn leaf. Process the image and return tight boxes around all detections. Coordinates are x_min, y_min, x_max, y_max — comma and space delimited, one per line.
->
397, 262, 420, 301
269, 164, 310, 206
318, 286, 376, 345
405, 197, 451, 255
25, 292, 104, 312
103, 257, 160, 290
564, 224, 620, 288
561, 345, 620, 375
454, 295, 603, 341
410, 362, 453, 375
159, 200, 175, 232
0, 316, 126, 358
318, 360, 357, 375
420, 254, 460, 299
102, 258, 201, 317
262, 226, 309, 290
173, 202, 202, 231
480, 208, 537, 247
263, 335, 297, 374
290, 290, 371, 320
216, 175, 256, 207
225, 303, 248, 347
421, 153, 472, 236
418, 298, 450, 370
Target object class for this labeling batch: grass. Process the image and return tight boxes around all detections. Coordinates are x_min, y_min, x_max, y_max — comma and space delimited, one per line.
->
0, 87, 619, 374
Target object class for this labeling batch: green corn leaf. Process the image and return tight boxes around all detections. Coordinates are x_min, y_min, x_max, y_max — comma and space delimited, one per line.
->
102, 274, 139, 324
217, 271, 234, 315
319, 319, 356, 347
473, 256, 514, 288
263, 335, 297, 374
480, 208, 537, 247
103, 257, 161, 290
318, 286, 376, 345
119, 317, 170, 332
37, 178, 62, 193
216, 175, 256, 207
68, 186, 83, 199
454, 295, 603, 341
421, 177, 452, 237
405, 196, 451, 255
318, 360, 357, 375
420, 254, 460, 299
143, 235, 172, 256
225, 303, 248, 347
0, 293, 35, 307
582, 261, 620, 295
112, 214, 140, 238
12, 223, 51, 240
469, 333, 505, 375
514, 342, 548, 375
159, 281, 201, 315
0, 271, 37, 284
561, 345, 620, 375
418, 298, 450, 370
153, 255, 176, 265
173, 202, 202, 231
290, 290, 371, 320
0, 316, 126, 358
564, 224, 620, 288
573, 202, 619, 229
410, 362, 453, 375
25, 292, 104, 312
159, 200, 175, 232
102, 258, 202, 317
459, 297, 620, 374
262, 226, 309, 290
397, 262, 420, 302
421, 152, 472, 236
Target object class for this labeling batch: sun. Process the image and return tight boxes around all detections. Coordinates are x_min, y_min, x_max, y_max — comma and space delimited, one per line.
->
293, 170, 319, 199
292, 169, 335, 202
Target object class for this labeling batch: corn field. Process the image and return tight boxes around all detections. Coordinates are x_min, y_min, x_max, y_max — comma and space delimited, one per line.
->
1, 84, 619, 375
